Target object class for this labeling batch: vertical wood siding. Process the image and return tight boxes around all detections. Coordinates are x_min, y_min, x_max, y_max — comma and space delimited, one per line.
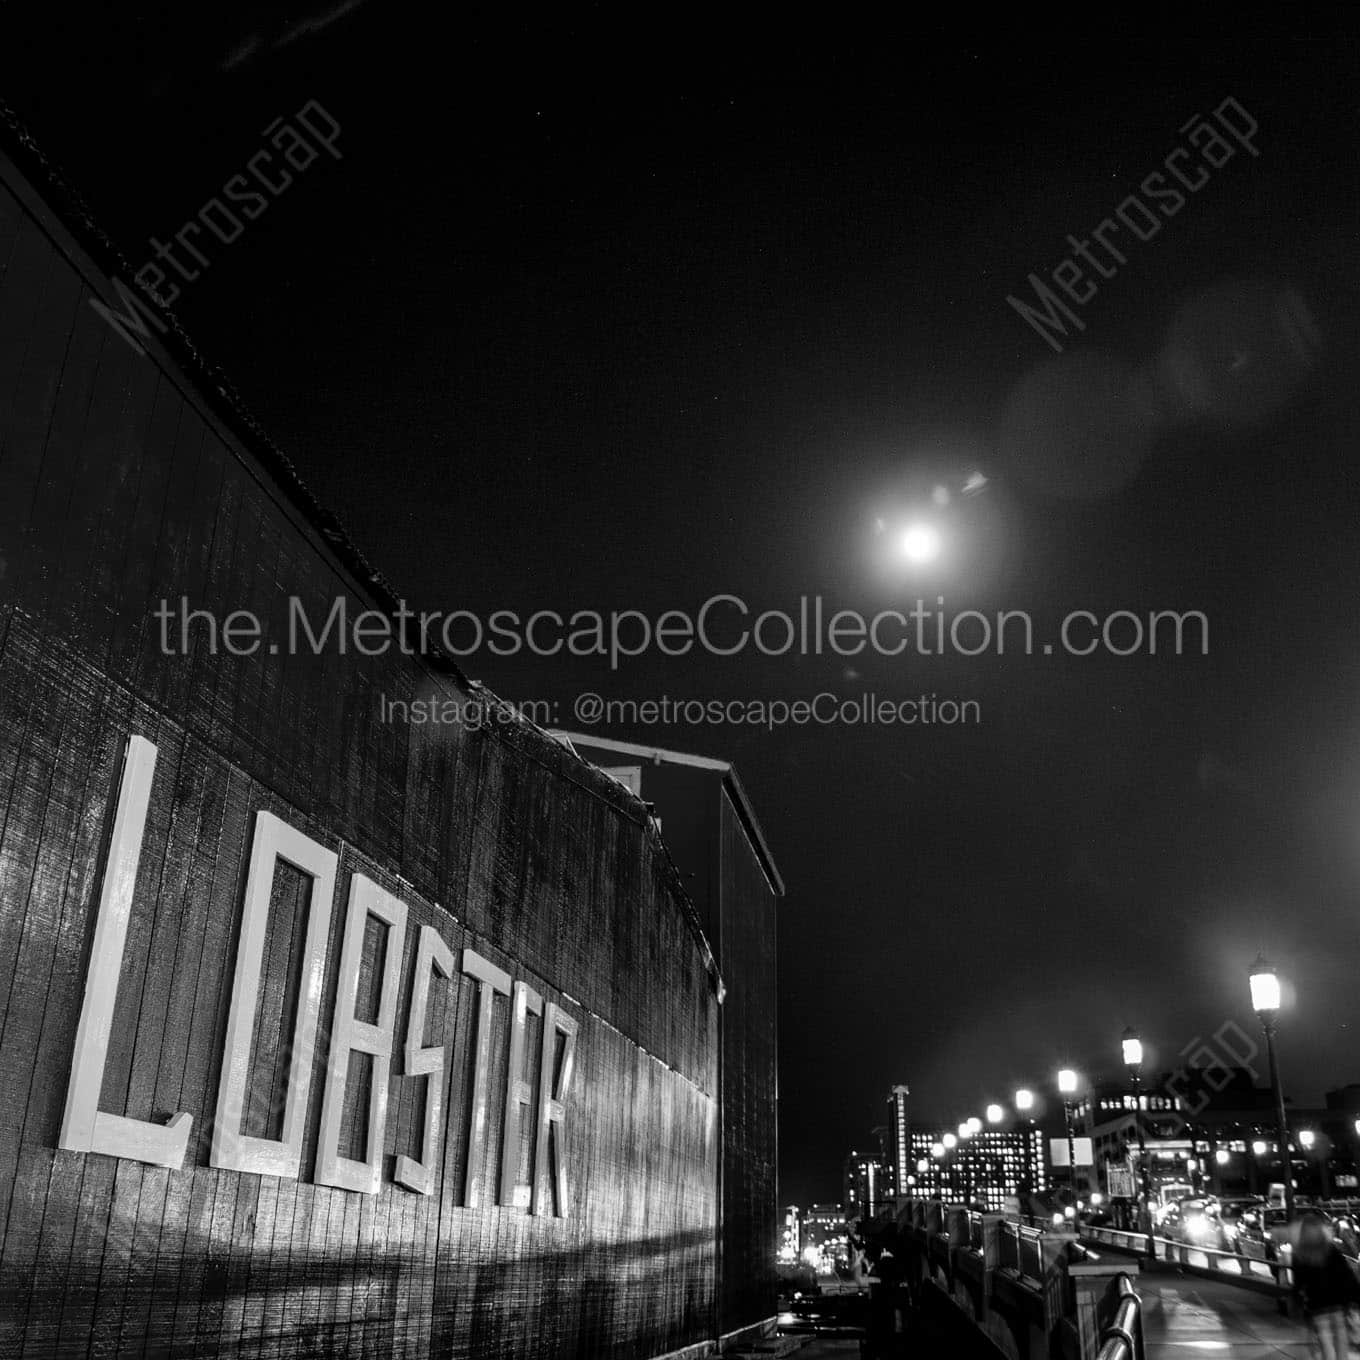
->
718, 794, 777, 1335
0, 158, 721, 1359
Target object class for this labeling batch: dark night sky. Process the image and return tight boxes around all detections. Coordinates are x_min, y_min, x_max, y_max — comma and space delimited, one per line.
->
6, 10, 1360, 1206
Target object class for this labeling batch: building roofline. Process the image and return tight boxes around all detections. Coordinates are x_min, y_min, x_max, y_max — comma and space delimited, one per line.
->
0, 104, 730, 998
551, 730, 785, 897
552, 731, 734, 772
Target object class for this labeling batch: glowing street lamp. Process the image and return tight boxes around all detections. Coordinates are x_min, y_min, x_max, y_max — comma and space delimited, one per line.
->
967, 1116, 983, 1136
1122, 1026, 1153, 1253
957, 1122, 978, 1203
942, 1133, 957, 1150
1012, 1087, 1039, 1200
931, 1142, 946, 1159
986, 1104, 1005, 1125
1249, 955, 1282, 1015
1056, 1068, 1081, 1227
1121, 1030, 1144, 1068
1249, 953, 1295, 1222
1297, 1128, 1331, 1198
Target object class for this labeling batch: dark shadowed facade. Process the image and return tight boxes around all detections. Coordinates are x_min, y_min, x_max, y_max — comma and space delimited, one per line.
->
553, 734, 782, 1346
0, 122, 775, 1359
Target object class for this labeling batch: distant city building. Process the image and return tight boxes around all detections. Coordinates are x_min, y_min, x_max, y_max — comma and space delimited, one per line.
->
1325, 1083, 1360, 1118
843, 1149, 894, 1220
899, 1126, 1045, 1208
1078, 1068, 1356, 1201
801, 1204, 849, 1272
1075, 1081, 1189, 1199
907, 1130, 953, 1199
870, 1123, 892, 1163
779, 1206, 801, 1262
887, 1084, 911, 1192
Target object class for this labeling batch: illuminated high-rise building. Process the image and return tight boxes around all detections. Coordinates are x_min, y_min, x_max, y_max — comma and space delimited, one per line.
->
904, 1125, 1047, 1208
843, 1149, 894, 1220
887, 1084, 912, 1193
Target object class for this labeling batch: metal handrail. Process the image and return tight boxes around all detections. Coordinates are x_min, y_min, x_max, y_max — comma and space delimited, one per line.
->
898, 1199, 1146, 1356
1082, 1223, 1293, 1290
998, 1219, 1049, 1279
1095, 1274, 1144, 1360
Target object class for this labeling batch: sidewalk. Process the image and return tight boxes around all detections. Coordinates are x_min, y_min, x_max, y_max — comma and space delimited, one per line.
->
1140, 1274, 1314, 1358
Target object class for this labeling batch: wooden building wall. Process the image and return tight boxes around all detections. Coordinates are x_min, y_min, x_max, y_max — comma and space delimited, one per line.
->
717, 791, 778, 1337
0, 143, 720, 1359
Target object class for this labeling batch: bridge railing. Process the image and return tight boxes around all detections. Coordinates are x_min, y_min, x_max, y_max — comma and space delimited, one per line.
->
997, 1218, 1049, 1279
1095, 1273, 1143, 1360
1081, 1222, 1293, 1293
894, 1197, 1145, 1360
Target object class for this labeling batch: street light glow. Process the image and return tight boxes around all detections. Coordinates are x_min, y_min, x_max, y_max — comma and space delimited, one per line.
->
967, 1116, 982, 1135
931, 1142, 946, 1158
1247, 951, 1294, 1221
1057, 1068, 1078, 1095
958, 1122, 972, 1140
1121, 1027, 1143, 1068
943, 1133, 957, 1149
1014, 1088, 1035, 1112
1252, 1140, 1268, 1156
898, 521, 942, 564
1299, 1128, 1316, 1149
986, 1103, 1004, 1124
1249, 953, 1281, 1015
1215, 1149, 1230, 1166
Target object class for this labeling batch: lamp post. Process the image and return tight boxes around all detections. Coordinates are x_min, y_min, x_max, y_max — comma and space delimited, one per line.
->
1299, 1129, 1332, 1201
982, 1104, 1005, 1206
1057, 1068, 1080, 1229
1122, 1027, 1154, 1252
959, 1121, 975, 1204
1014, 1089, 1038, 1210
1249, 954, 1296, 1223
